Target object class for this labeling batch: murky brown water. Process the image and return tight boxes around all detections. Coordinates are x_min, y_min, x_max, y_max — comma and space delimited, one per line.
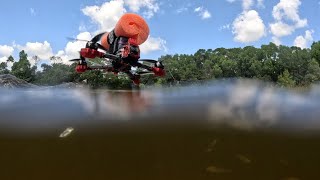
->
1, 79, 320, 179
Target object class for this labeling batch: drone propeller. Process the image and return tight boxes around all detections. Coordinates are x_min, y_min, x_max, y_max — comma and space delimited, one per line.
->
69, 58, 81, 62
67, 37, 108, 51
139, 59, 164, 69
69, 54, 86, 63
138, 59, 157, 63
137, 71, 153, 75
67, 37, 89, 42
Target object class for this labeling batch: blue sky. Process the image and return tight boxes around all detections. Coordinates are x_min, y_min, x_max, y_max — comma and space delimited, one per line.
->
0, 0, 319, 66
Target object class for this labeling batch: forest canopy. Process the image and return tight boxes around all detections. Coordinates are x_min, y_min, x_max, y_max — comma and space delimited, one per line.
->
2, 41, 320, 88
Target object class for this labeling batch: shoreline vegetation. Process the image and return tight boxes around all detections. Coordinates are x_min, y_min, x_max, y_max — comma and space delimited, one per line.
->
1, 42, 320, 89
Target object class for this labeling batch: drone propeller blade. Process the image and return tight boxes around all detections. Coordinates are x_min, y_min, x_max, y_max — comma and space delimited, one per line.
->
138, 59, 158, 63
137, 71, 153, 75
69, 59, 81, 62
66, 37, 89, 42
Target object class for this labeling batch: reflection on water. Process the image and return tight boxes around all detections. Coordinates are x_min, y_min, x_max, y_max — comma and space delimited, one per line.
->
0, 79, 320, 179
1, 79, 320, 131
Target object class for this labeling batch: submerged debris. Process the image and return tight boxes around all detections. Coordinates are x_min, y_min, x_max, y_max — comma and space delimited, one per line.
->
59, 127, 74, 138
206, 139, 218, 152
206, 166, 232, 173
236, 154, 251, 164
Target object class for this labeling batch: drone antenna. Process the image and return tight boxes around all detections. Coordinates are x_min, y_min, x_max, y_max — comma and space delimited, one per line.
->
167, 68, 176, 81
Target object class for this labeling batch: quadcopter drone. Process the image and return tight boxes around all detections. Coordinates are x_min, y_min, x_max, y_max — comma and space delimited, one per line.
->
69, 32, 165, 85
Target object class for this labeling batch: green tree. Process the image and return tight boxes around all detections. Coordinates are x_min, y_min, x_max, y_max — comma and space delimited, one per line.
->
7, 55, 14, 63
303, 59, 320, 85
34, 63, 78, 85
261, 42, 279, 61
311, 41, 320, 64
203, 59, 214, 79
11, 50, 36, 82
0, 56, 14, 74
0, 62, 9, 74
277, 69, 295, 88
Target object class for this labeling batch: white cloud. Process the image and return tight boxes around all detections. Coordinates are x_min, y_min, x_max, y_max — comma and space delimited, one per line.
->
0, 45, 14, 70
56, 32, 92, 64
0, 45, 14, 69
294, 30, 314, 49
0, 45, 14, 57
4, 0, 164, 66
0, 56, 14, 70
257, 0, 264, 8
226, 0, 263, 9
81, 0, 159, 32
270, 0, 307, 44
17, 41, 53, 60
194, 7, 201, 12
219, 24, 231, 31
242, 0, 254, 10
176, 7, 188, 14
78, 23, 88, 32
295, 18, 308, 29
202, 10, 211, 19
0, 57, 7, 63
81, 0, 126, 32
228, 0, 266, 43
272, 0, 305, 23
232, 10, 266, 43
17, 41, 54, 66
270, 22, 295, 37
140, 36, 167, 54
30, 8, 36, 16
194, 6, 211, 19
65, 32, 91, 56
0, 0, 166, 67
124, 0, 159, 19
58, 32, 168, 61
80, 0, 167, 58
272, 36, 281, 46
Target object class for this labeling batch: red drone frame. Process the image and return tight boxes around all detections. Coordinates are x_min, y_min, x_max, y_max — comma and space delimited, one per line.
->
70, 36, 165, 86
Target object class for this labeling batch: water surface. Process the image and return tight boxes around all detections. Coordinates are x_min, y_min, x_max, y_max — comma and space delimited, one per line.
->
1, 79, 320, 180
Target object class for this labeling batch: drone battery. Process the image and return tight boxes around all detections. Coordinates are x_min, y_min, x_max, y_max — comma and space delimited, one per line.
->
100, 32, 110, 50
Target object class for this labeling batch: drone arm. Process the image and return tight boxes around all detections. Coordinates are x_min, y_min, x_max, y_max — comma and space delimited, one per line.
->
135, 62, 166, 77
135, 62, 153, 71
102, 52, 121, 60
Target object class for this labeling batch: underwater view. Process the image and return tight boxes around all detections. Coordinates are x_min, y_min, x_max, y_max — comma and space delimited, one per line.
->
1, 79, 320, 180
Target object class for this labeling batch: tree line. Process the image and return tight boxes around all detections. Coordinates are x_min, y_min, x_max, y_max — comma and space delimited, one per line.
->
159, 41, 320, 87
1, 41, 320, 88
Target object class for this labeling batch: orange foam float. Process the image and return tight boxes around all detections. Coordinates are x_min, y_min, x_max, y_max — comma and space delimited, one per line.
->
114, 13, 150, 45
100, 13, 150, 50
